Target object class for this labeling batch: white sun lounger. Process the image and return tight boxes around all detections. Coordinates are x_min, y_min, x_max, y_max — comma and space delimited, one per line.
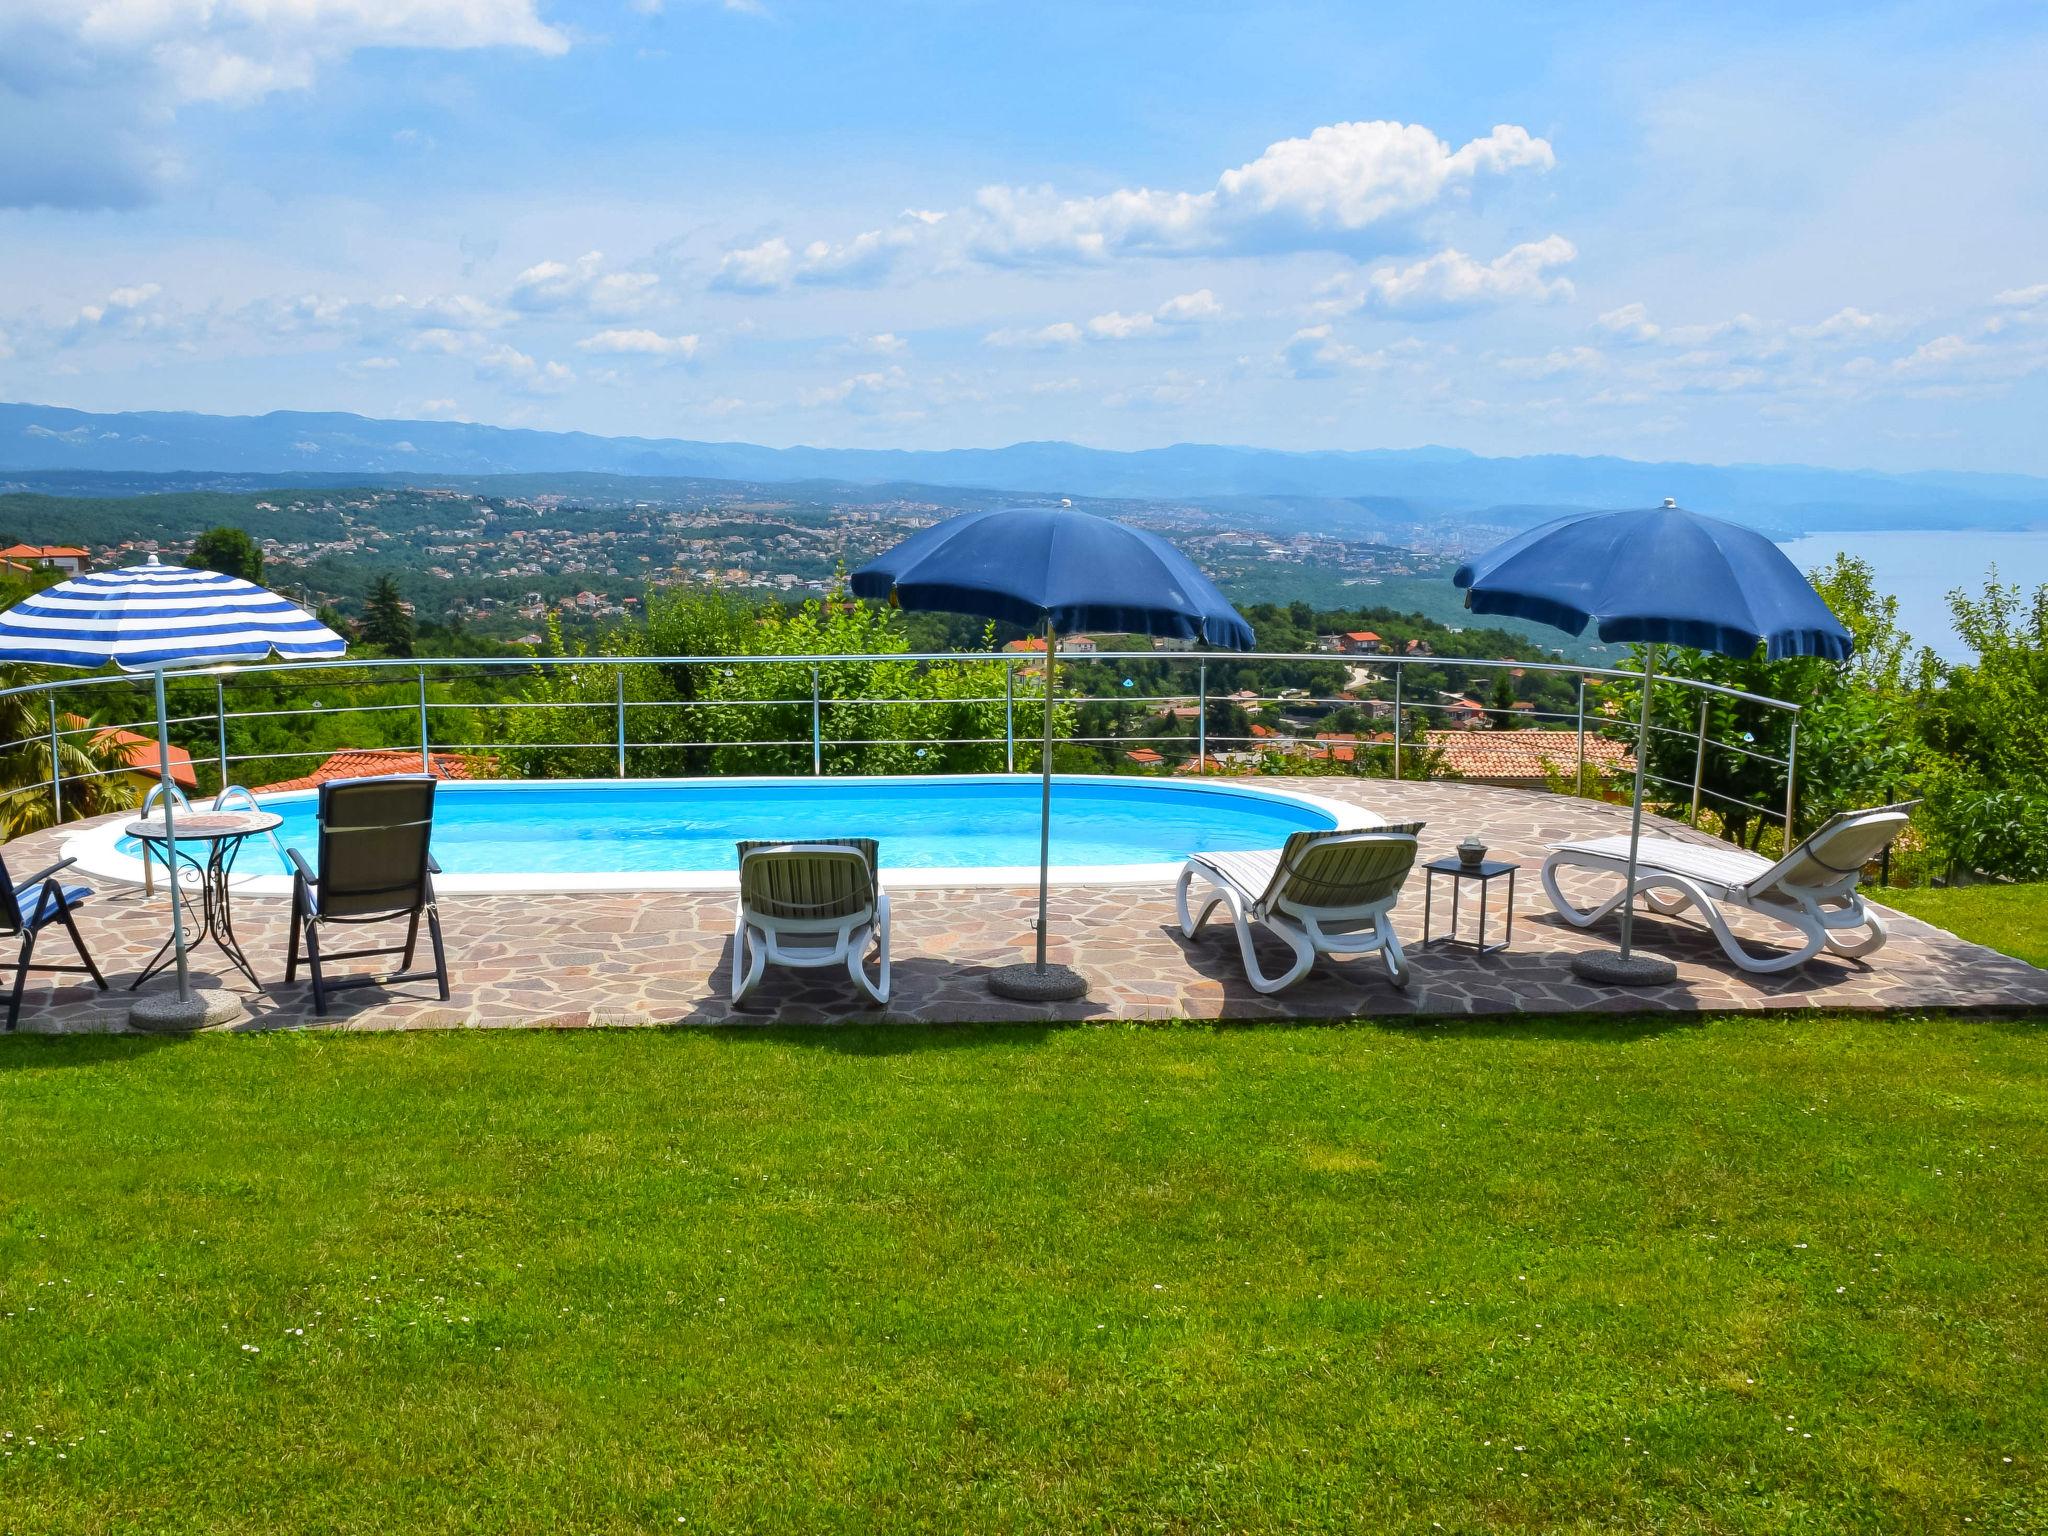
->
1540, 803, 1917, 974
732, 838, 890, 1005
1177, 822, 1422, 994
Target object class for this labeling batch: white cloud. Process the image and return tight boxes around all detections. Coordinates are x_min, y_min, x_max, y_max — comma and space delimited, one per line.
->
575, 328, 700, 359
0, 0, 569, 208
1155, 289, 1223, 325
475, 343, 574, 394
986, 289, 1225, 351
67, 282, 171, 340
1594, 303, 1661, 344
799, 366, 912, 412
1790, 306, 1887, 342
712, 215, 927, 293
971, 120, 1554, 263
1279, 325, 1397, 379
1993, 283, 2048, 309
860, 332, 907, 355
984, 321, 1085, 349
1104, 370, 1210, 409
1086, 310, 1157, 341
711, 238, 795, 293
1499, 345, 1605, 378
1348, 236, 1577, 317
509, 252, 660, 317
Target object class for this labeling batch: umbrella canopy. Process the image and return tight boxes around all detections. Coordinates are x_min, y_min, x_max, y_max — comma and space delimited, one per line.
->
1449, 500, 1851, 986
0, 557, 346, 672
1452, 501, 1852, 662
0, 556, 345, 1021
849, 505, 1255, 649
852, 506, 1253, 1001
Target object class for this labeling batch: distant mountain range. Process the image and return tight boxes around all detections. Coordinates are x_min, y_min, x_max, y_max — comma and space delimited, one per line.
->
6, 400, 2046, 537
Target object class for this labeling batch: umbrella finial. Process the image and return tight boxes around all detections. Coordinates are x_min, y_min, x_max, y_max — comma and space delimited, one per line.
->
145, 553, 162, 564
1662, 497, 1676, 507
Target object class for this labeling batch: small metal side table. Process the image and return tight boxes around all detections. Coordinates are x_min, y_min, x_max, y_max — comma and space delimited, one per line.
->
124, 810, 283, 989
1421, 856, 1518, 955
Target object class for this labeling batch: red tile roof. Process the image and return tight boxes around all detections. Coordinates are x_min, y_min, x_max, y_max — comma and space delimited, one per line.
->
1424, 729, 1632, 785
255, 750, 483, 794
1123, 748, 1165, 765
62, 714, 197, 788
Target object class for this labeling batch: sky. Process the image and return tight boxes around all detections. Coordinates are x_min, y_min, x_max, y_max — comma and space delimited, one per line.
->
1, 0, 2046, 474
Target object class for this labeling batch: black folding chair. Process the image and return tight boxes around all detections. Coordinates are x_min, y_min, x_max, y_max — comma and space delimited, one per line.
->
284, 775, 450, 1015
1, 851, 109, 1030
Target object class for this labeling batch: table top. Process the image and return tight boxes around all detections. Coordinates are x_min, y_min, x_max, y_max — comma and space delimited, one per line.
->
124, 810, 283, 842
1425, 855, 1518, 879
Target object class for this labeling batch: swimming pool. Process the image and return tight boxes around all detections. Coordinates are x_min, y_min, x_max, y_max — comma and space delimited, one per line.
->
69, 775, 1371, 895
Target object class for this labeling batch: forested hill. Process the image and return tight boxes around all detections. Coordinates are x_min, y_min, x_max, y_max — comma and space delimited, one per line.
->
6, 401, 2047, 536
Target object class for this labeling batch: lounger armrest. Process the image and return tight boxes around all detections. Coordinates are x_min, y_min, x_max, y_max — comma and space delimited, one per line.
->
285, 846, 317, 885
427, 853, 442, 874
12, 856, 77, 893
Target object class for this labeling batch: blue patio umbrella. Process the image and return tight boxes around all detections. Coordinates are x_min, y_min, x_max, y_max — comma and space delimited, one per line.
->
0, 556, 345, 1023
1453, 499, 1853, 984
853, 505, 1255, 999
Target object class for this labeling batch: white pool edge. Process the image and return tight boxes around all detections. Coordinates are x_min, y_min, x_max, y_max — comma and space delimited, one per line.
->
61, 773, 1380, 898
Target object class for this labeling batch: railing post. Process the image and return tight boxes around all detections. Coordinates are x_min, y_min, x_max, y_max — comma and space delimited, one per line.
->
46, 694, 62, 824
1196, 656, 1207, 774
417, 666, 431, 772
811, 664, 822, 776
1783, 716, 1799, 847
1004, 657, 1016, 773
1575, 676, 1587, 795
615, 666, 627, 778
1689, 694, 1710, 825
1391, 663, 1403, 780
215, 677, 229, 793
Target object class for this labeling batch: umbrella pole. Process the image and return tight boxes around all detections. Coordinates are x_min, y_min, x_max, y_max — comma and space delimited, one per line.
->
1035, 619, 1055, 972
1617, 643, 1656, 962
154, 667, 193, 1002
987, 618, 1087, 1002
1570, 643, 1679, 986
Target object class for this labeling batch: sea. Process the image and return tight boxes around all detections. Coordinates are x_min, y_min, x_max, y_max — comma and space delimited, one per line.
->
1775, 529, 2048, 665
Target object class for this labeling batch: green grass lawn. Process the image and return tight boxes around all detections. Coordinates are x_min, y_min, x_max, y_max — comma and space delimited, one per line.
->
1880, 881, 2048, 969
3, 1017, 2044, 1534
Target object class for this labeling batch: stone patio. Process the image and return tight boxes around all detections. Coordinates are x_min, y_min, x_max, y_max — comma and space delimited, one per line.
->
5, 778, 2044, 1033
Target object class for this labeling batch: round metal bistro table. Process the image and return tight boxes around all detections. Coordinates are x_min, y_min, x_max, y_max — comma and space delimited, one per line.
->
123, 810, 284, 991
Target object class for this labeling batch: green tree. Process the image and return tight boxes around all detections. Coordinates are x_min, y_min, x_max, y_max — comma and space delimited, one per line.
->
184, 526, 264, 584
0, 669, 132, 836
1914, 572, 2048, 880
361, 575, 416, 657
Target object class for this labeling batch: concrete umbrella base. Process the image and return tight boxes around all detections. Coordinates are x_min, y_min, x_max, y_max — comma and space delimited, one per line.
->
1570, 951, 1679, 987
987, 963, 1090, 1002
129, 988, 246, 1032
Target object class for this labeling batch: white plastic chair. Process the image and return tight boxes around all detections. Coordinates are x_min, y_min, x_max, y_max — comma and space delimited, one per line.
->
1541, 803, 1917, 974
731, 838, 890, 1005
1177, 822, 1421, 994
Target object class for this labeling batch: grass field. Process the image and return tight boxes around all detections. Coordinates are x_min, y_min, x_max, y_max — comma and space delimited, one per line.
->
1881, 881, 2048, 969
2, 1014, 2043, 1533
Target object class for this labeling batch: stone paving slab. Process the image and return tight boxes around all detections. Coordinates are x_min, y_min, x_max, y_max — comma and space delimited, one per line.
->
3, 778, 2043, 1035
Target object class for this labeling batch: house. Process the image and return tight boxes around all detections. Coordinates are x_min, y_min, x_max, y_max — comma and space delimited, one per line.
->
1172, 755, 1230, 775
1425, 729, 1632, 789
1, 544, 90, 575
1123, 747, 1165, 768
1404, 637, 1434, 657
255, 749, 486, 794
1338, 630, 1383, 655
1443, 698, 1487, 729
63, 714, 196, 801
1510, 700, 1538, 715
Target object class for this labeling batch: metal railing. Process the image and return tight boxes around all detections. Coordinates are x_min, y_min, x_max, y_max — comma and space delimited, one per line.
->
0, 649, 1803, 842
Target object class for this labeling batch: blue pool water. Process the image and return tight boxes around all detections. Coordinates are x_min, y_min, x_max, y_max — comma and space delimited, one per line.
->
122, 777, 1339, 877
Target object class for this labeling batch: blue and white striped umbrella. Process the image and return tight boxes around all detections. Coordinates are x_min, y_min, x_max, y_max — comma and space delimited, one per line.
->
0, 555, 346, 1013
0, 556, 344, 672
